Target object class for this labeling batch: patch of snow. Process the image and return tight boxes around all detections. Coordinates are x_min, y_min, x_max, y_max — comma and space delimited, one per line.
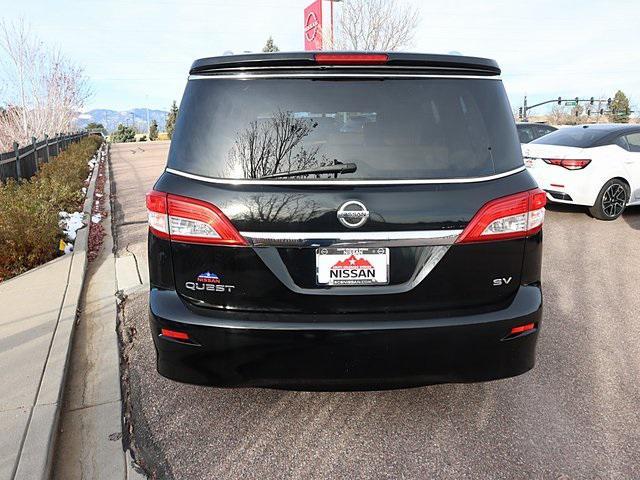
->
91, 213, 102, 224
59, 212, 85, 241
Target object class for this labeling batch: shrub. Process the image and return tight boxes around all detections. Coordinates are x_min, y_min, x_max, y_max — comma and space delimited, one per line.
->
0, 136, 102, 280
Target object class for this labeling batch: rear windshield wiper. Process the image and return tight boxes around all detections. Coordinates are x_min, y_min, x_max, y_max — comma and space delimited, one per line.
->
259, 162, 357, 180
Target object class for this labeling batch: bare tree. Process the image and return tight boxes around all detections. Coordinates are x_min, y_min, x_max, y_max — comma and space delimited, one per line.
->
548, 105, 566, 125
225, 110, 329, 179
334, 0, 420, 51
0, 21, 91, 151
239, 193, 318, 224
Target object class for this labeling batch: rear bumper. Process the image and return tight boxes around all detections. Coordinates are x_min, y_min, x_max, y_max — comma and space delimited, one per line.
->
526, 166, 596, 206
149, 286, 543, 390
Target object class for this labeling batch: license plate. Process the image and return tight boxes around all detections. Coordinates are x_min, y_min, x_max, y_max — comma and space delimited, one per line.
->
316, 247, 389, 286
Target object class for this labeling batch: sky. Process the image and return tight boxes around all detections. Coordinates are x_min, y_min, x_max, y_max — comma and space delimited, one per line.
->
2, 0, 639, 115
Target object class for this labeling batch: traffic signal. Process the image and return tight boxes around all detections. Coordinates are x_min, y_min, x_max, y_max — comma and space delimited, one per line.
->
575, 97, 579, 105
557, 97, 562, 105
607, 98, 612, 106
518, 106, 523, 118
587, 109, 591, 116
590, 97, 594, 105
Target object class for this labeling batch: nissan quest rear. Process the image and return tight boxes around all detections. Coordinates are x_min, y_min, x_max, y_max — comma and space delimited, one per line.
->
147, 52, 545, 390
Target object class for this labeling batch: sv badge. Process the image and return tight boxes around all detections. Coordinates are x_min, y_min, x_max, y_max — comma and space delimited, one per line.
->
492, 277, 513, 286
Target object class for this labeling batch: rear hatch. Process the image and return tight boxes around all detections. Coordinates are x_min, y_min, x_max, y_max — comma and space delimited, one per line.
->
156, 54, 537, 315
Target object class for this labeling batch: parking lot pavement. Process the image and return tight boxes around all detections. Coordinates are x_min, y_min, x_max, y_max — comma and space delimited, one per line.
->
109, 141, 168, 286
110, 142, 640, 479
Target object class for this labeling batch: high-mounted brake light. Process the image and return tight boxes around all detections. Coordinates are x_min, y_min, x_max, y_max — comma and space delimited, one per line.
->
456, 188, 547, 244
314, 53, 389, 65
146, 191, 247, 246
543, 158, 591, 170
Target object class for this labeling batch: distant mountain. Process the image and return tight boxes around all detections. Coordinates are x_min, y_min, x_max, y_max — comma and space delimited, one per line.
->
75, 108, 169, 133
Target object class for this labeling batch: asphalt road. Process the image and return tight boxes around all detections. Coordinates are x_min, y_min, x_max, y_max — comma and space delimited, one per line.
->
109, 142, 640, 479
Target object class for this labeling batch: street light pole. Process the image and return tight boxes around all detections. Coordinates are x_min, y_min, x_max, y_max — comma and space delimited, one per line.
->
146, 94, 150, 137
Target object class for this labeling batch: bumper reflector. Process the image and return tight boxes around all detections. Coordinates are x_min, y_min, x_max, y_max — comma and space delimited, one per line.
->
161, 328, 190, 341
510, 323, 535, 335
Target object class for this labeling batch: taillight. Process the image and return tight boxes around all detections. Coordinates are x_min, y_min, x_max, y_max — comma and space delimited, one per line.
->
542, 158, 591, 170
146, 190, 247, 245
456, 188, 547, 244
314, 53, 389, 65
146, 190, 169, 239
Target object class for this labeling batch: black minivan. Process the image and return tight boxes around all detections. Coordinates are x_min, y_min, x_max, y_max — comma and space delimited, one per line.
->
147, 52, 545, 390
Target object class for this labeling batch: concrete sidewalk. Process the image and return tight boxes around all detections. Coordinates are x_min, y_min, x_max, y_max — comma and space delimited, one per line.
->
0, 231, 91, 480
0, 254, 77, 479
0, 145, 106, 480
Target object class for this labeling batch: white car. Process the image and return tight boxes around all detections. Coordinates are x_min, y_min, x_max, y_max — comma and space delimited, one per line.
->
522, 124, 640, 220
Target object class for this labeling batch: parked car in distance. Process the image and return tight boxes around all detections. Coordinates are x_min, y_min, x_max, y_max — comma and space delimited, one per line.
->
146, 52, 545, 390
517, 122, 557, 143
522, 124, 640, 220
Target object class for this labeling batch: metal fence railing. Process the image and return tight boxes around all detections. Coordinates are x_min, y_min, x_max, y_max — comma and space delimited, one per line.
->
0, 132, 89, 183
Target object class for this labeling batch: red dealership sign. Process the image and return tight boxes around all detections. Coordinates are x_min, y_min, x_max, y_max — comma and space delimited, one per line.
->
304, 0, 323, 50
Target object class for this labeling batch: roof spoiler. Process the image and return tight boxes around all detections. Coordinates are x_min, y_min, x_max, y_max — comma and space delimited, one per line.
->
189, 52, 501, 76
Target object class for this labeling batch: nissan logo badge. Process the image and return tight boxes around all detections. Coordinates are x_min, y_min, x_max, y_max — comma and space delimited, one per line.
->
337, 200, 369, 229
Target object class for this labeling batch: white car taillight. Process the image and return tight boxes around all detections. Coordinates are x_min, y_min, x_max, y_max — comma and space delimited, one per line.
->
542, 158, 591, 170
146, 190, 247, 246
456, 188, 547, 243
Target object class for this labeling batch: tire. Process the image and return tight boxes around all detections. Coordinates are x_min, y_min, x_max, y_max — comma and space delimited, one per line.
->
588, 179, 629, 220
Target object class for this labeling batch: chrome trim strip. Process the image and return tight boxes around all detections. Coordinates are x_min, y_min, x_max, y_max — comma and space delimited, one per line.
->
165, 166, 525, 186
189, 73, 501, 80
253, 245, 451, 296
242, 230, 462, 248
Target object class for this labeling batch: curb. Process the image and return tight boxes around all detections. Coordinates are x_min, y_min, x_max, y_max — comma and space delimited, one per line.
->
12, 144, 105, 480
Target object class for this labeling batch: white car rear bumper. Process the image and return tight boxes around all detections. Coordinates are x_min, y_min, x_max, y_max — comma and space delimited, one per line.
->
524, 160, 598, 206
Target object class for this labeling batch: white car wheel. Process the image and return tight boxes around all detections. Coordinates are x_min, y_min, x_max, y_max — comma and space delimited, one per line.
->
588, 179, 629, 220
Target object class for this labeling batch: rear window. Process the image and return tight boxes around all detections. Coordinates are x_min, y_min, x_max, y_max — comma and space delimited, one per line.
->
517, 125, 535, 143
168, 78, 522, 181
531, 127, 609, 148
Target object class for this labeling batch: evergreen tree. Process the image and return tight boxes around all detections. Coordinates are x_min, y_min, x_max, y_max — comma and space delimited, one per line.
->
262, 36, 280, 52
610, 90, 630, 123
149, 119, 158, 141
111, 124, 136, 143
166, 101, 179, 139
